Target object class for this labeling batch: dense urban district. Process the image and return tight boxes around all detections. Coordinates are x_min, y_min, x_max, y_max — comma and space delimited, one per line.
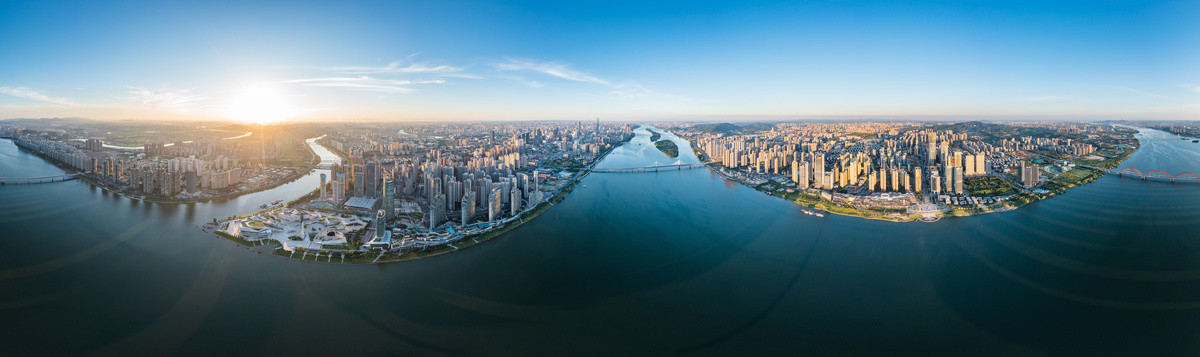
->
2, 118, 1197, 263
671, 120, 1181, 222
0, 118, 316, 202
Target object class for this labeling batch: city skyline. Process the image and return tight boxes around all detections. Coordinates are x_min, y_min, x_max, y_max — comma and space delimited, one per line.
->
2, 0, 1199, 122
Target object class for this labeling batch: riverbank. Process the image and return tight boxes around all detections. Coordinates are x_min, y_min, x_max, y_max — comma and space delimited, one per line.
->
210, 131, 635, 265
265, 171, 592, 265
15, 137, 322, 205
683, 130, 1139, 223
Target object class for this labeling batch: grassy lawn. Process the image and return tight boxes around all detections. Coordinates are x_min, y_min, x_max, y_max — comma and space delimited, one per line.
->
964, 176, 1018, 197
1041, 168, 1102, 194
214, 231, 254, 246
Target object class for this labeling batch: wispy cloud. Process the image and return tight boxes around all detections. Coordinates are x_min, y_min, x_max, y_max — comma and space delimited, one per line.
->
492, 58, 687, 100
125, 87, 206, 111
278, 57, 472, 94
494, 59, 610, 85
0, 86, 73, 105
1102, 85, 1166, 98
328, 61, 464, 75
278, 76, 447, 93
490, 74, 545, 88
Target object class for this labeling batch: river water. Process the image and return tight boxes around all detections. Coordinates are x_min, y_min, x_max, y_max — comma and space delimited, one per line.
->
1, 127, 1199, 355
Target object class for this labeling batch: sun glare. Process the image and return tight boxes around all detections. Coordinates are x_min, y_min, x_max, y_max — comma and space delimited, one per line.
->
226, 84, 294, 124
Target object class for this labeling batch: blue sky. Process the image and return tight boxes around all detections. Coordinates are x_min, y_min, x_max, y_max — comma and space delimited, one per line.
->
1, 0, 1197, 121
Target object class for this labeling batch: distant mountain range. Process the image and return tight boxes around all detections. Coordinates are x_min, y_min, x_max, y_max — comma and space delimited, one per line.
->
691, 122, 775, 135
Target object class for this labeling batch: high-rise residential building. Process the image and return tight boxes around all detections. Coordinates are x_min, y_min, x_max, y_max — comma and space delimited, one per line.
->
953, 166, 964, 194
185, 171, 198, 194
890, 168, 901, 191
939, 141, 950, 165
488, 188, 503, 222
447, 179, 460, 210
429, 193, 447, 228
964, 154, 976, 176
510, 186, 521, 216
913, 167, 922, 193
867, 169, 878, 192
926, 139, 937, 165
461, 191, 476, 226
1021, 162, 1040, 187
790, 160, 800, 184
812, 153, 825, 183
974, 152, 986, 175
796, 162, 810, 189
931, 174, 942, 194
944, 161, 953, 192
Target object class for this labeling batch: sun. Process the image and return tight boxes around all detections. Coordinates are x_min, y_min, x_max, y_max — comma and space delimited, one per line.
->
225, 84, 294, 124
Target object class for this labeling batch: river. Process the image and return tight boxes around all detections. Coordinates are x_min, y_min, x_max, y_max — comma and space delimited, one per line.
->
1, 126, 1199, 355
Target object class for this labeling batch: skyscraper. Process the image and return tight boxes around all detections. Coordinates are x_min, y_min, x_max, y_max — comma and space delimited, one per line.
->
964, 154, 976, 176
812, 153, 825, 183
796, 162, 810, 189
867, 168, 877, 192
429, 193, 447, 228
319, 173, 327, 200
383, 179, 394, 223
926, 138, 937, 165
510, 186, 521, 216
488, 188, 502, 222
913, 167, 922, 193
364, 161, 378, 197
185, 171, 198, 194
953, 166, 964, 194
354, 172, 365, 197
461, 191, 476, 226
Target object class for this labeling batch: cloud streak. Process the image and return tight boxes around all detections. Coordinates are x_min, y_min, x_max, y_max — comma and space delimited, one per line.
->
278, 57, 472, 94
125, 87, 206, 111
494, 59, 610, 85
327, 61, 464, 75
278, 76, 447, 93
492, 58, 687, 100
0, 86, 73, 105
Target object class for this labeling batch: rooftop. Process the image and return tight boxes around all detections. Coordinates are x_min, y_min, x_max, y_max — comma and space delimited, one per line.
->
344, 197, 378, 210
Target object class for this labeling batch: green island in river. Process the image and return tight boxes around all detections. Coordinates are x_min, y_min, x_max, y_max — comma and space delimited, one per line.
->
654, 139, 679, 158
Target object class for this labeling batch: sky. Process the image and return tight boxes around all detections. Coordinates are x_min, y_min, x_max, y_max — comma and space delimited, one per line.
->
0, 0, 1197, 122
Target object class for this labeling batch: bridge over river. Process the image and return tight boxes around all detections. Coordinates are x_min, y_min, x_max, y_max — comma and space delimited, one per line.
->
0, 173, 82, 185
1073, 164, 1200, 183
588, 161, 717, 173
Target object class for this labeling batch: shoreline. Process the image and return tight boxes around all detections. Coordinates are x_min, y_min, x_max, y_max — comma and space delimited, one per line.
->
10, 137, 322, 205
684, 131, 1141, 223
208, 132, 634, 265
